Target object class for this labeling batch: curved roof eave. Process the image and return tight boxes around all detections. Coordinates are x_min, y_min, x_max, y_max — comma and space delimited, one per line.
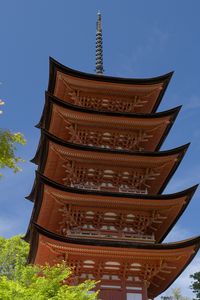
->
36, 91, 181, 124
48, 56, 174, 87
27, 223, 200, 299
31, 222, 200, 250
30, 131, 189, 196
28, 171, 198, 202
24, 172, 198, 244
47, 57, 174, 113
34, 92, 181, 153
34, 128, 190, 158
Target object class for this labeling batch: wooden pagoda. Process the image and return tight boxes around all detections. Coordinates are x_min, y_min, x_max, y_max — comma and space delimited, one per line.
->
26, 13, 200, 300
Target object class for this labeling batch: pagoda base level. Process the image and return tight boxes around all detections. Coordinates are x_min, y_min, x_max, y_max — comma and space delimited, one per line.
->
70, 278, 148, 300
86, 282, 148, 300
29, 224, 200, 299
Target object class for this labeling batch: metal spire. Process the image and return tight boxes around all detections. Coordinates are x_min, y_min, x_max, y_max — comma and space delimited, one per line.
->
95, 11, 104, 75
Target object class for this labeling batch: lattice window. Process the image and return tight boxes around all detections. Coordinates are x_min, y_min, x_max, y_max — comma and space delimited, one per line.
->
54, 201, 164, 242
66, 125, 154, 151
69, 91, 148, 113
44, 241, 175, 288
63, 162, 160, 194
58, 115, 157, 152
60, 76, 159, 113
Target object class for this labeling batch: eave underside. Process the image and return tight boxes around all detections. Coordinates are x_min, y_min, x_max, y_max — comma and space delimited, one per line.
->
25, 57, 198, 300
47, 58, 173, 114
25, 174, 197, 244
34, 132, 188, 195
29, 224, 200, 299
38, 93, 180, 152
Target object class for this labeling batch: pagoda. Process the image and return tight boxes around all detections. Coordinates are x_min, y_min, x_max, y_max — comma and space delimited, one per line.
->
25, 12, 200, 300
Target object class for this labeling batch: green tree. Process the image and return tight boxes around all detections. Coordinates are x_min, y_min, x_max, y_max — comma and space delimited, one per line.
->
0, 129, 26, 176
0, 100, 26, 176
0, 236, 29, 279
161, 288, 190, 300
190, 272, 200, 300
0, 236, 98, 300
0, 263, 98, 300
171, 288, 189, 300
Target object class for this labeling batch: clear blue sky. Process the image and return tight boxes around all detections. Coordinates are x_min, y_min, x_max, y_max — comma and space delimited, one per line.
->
0, 1, 200, 297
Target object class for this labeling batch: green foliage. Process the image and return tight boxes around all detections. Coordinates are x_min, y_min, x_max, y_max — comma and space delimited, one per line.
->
0, 235, 29, 279
190, 272, 200, 300
161, 288, 190, 300
0, 263, 98, 300
0, 129, 26, 176
0, 236, 98, 299
171, 288, 189, 300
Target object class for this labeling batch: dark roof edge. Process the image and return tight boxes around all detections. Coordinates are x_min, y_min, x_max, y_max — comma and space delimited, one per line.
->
152, 71, 173, 113
155, 105, 181, 151
42, 91, 181, 119
27, 171, 198, 202
158, 184, 198, 242
32, 222, 200, 250
24, 174, 197, 243
152, 235, 200, 298
49, 56, 174, 85
30, 130, 189, 166
27, 223, 200, 299
30, 134, 45, 164
34, 128, 190, 158
27, 226, 39, 264
29, 131, 189, 196
158, 143, 189, 194
34, 92, 181, 153
47, 57, 173, 112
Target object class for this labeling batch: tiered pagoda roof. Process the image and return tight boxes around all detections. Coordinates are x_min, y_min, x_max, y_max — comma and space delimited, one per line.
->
32, 130, 188, 195
48, 57, 173, 114
38, 93, 180, 152
25, 172, 197, 244
26, 48, 199, 299
29, 224, 200, 299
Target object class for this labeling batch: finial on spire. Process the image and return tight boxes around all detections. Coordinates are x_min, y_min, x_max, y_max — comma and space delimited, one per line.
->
96, 11, 104, 75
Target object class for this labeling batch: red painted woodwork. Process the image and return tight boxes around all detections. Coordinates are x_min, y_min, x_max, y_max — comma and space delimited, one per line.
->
26, 58, 199, 300
39, 93, 180, 152
29, 228, 200, 300
48, 58, 172, 114
25, 175, 196, 244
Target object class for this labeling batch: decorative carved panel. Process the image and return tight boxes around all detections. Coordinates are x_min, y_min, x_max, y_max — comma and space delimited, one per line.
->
44, 240, 179, 287
56, 204, 166, 242
44, 190, 171, 243
48, 144, 178, 195
61, 117, 156, 151
60, 75, 160, 113
50, 104, 174, 152
62, 160, 162, 194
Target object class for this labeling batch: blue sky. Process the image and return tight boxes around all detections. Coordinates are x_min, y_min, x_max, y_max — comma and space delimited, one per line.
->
0, 0, 200, 297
